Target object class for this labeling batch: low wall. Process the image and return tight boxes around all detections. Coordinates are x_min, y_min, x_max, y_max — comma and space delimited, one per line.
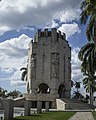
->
14, 97, 25, 107
0, 99, 4, 110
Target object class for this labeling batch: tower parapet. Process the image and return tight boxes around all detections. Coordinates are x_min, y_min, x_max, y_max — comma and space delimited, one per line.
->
34, 28, 66, 42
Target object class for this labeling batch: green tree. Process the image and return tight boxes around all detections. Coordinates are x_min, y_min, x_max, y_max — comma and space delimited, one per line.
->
20, 67, 27, 81
78, 42, 96, 105
83, 74, 96, 104
78, 42, 96, 74
73, 91, 81, 99
71, 80, 74, 87
80, 0, 96, 43
0, 87, 7, 98
7, 90, 22, 99
72, 82, 81, 100
75, 81, 81, 92
79, 0, 96, 105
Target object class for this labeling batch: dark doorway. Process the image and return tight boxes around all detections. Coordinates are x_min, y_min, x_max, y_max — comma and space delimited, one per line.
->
58, 84, 65, 98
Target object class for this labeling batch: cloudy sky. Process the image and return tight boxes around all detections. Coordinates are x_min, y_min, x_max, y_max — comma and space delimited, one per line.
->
0, 0, 87, 95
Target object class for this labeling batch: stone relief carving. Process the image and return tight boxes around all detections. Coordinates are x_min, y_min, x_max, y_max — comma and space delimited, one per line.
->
64, 55, 65, 80
68, 57, 71, 80
31, 57, 36, 68
31, 55, 36, 78
51, 53, 59, 77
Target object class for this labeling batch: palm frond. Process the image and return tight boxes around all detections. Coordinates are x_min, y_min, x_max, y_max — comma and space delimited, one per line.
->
80, 1, 87, 10
80, 10, 88, 25
21, 71, 27, 81
78, 43, 94, 60
20, 67, 27, 81
90, 0, 96, 4
20, 67, 27, 71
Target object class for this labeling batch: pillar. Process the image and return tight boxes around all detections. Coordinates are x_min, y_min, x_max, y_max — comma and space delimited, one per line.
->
4, 99, 14, 120
52, 100, 56, 109
45, 102, 49, 112
24, 100, 31, 116
37, 101, 42, 113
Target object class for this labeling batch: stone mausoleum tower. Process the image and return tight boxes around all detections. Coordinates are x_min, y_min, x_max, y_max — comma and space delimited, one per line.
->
24, 28, 71, 109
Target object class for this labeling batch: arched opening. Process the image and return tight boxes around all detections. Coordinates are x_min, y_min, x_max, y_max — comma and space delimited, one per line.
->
37, 83, 50, 94
58, 84, 65, 98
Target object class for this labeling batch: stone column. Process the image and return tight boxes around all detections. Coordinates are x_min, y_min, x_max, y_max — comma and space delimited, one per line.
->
24, 100, 31, 116
45, 102, 49, 112
51, 89, 56, 95
4, 99, 14, 120
37, 101, 42, 113
52, 100, 56, 109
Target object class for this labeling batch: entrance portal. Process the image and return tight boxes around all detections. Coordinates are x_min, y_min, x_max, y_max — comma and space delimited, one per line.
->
58, 84, 65, 98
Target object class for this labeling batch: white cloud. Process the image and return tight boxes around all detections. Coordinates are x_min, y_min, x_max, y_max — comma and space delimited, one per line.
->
0, 0, 82, 35
58, 23, 81, 39
22, 26, 35, 31
0, 34, 31, 86
0, 34, 30, 58
10, 70, 26, 86
71, 47, 82, 82
0, 25, 10, 35
10, 80, 26, 86
71, 47, 86, 95
46, 20, 59, 28
59, 9, 80, 23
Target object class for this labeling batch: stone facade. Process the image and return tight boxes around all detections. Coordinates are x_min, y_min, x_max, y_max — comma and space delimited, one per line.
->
24, 28, 71, 108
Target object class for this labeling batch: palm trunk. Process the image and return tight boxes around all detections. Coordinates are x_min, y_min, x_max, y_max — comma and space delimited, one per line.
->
89, 80, 92, 105
89, 80, 93, 105
90, 86, 93, 105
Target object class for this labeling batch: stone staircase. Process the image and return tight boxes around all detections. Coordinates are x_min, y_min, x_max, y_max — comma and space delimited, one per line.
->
56, 98, 95, 110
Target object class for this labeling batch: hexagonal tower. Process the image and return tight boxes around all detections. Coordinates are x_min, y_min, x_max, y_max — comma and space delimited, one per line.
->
24, 28, 71, 108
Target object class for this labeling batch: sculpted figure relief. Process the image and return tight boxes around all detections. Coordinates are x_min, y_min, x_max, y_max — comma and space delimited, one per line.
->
31, 57, 36, 68
31, 55, 36, 79
52, 53, 59, 77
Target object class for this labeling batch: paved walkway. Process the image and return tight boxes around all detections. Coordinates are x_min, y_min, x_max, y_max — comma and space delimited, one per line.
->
68, 112, 94, 120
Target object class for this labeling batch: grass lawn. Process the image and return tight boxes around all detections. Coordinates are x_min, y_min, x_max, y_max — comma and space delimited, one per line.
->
92, 112, 96, 120
14, 111, 75, 120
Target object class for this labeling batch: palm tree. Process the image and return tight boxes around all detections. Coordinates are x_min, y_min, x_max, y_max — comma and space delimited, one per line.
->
78, 42, 96, 105
75, 81, 81, 92
78, 42, 96, 75
72, 82, 81, 100
73, 91, 81, 99
20, 67, 27, 81
71, 80, 74, 87
83, 73, 96, 104
79, 0, 96, 104
80, 0, 96, 43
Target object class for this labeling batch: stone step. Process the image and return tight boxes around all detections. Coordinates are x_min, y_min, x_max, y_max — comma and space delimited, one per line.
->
56, 98, 95, 110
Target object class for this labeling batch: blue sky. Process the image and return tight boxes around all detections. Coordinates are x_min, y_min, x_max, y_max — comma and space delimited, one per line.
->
0, 0, 88, 95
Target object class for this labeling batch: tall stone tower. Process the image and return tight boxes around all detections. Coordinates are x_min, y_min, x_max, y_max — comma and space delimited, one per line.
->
24, 28, 71, 108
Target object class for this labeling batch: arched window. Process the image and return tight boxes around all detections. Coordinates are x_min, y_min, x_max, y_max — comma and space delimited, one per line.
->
37, 83, 50, 94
